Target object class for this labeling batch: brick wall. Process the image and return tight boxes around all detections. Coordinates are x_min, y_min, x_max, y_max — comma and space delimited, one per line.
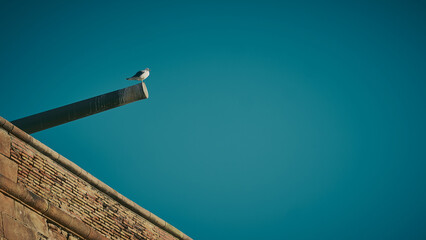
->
0, 119, 190, 240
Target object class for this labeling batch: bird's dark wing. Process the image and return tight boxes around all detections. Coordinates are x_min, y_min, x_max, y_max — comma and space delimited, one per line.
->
131, 70, 144, 78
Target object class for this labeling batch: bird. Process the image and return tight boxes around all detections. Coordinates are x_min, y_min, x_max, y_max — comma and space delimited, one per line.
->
126, 68, 150, 81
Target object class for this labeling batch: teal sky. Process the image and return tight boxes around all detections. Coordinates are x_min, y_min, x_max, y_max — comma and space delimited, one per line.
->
1, 1, 426, 239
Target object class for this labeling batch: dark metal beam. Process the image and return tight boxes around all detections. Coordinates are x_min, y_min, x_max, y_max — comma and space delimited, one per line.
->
11, 83, 148, 134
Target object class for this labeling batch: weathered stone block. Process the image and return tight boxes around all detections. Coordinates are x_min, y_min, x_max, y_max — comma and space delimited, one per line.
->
0, 192, 14, 217
0, 154, 18, 182
0, 213, 3, 237
3, 213, 37, 240
68, 234, 80, 240
0, 129, 10, 158
47, 222, 68, 240
14, 201, 49, 237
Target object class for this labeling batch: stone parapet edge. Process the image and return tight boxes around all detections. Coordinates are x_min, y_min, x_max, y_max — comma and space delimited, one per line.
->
0, 116, 192, 240
0, 173, 108, 240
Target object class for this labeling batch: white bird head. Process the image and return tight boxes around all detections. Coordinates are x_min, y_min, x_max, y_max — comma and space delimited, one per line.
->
145, 68, 150, 72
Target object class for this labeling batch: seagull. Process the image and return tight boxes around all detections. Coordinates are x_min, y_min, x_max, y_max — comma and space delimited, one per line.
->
126, 68, 150, 81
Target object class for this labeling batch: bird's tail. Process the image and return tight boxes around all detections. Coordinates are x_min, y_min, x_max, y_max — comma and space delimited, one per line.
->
126, 78, 132, 80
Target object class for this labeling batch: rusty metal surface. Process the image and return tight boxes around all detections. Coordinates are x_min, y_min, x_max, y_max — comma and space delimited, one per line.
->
11, 83, 148, 134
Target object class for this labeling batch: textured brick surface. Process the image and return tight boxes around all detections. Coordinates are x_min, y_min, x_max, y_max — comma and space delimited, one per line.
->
9, 134, 178, 240
0, 183, 81, 240
0, 129, 10, 158
0, 155, 17, 182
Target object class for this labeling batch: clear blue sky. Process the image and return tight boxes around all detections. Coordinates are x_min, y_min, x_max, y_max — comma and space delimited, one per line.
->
1, 1, 426, 239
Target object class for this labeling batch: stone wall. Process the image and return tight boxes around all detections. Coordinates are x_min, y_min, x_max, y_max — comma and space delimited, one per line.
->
0, 117, 191, 240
